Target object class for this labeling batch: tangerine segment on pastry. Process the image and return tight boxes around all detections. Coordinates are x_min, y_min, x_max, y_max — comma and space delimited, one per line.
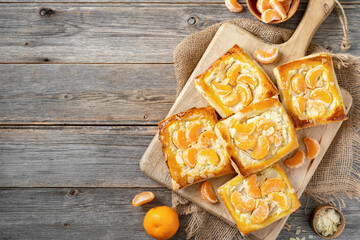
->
284, 150, 305, 169
194, 44, 279, 118
273, 53, 348, 129
158, 107, 234, 191
218, 163, 301, 235
200, 181, 218, 204
303, 137, 320, 160
214, 98, 299, 176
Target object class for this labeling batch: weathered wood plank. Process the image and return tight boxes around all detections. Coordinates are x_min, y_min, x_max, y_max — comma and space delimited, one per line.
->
0, 188, 358, 240
0, 64, 176, 124
0, 3, 358, 63
0, 126, 163, 187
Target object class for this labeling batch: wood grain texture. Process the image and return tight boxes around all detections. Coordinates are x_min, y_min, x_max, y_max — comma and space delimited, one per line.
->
0, 126, 162, 187
0, 3, 358, 64
0, 188, 358, 240
0, 64, 176, 125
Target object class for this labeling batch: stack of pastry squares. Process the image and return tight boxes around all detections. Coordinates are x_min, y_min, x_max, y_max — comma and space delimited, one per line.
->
158, 45, 347, 235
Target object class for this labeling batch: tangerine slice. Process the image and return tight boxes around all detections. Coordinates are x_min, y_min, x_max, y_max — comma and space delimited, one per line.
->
221, 90, 241, 107
281, 0, 292, 12
270, 0, 287, 19
183, 148, 198, 168
237, 74, 258, 88
305, 66, 324, 89
198, 131, 217, 148
198, 148, 220, 166
212, 82, 232, 95
267, 131, 283, 147
231, 191, 256, 213
132, 191, 155, 207
284, 150, 305, 169
268, 192, 289, 210
234, 134, 257, 150
233, 122, 256, 135
309, 88, 333, 104
172, 128, 190, 149
244, 174, 262, 199
254, 48, 279, 64
186, 122, 201, 143
225, 0, 243, 12
293, 96, 307, 116
256, 0, 271, 14
236, 84, 253, 106
252, 135, 270, 160
291, 74, 306, 94
306, 100, 327, 119
303, 137, 320, 160
227, 63, 242, 86
200, 181, 218, 204
250, 199, 269, 224
256, 118, 274, 134
260, 178, 285, 196
261, 9, 281, 23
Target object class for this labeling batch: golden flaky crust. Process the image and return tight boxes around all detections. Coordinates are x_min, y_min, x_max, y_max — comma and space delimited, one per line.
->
215, 98, 298, 176
158, 107, 234, 191
218, 163, 301, 235
273, 53, 347, 129
194, 44, 279, 118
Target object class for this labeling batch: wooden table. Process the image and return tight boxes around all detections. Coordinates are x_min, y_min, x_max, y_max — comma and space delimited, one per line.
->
0, 1, 359, 239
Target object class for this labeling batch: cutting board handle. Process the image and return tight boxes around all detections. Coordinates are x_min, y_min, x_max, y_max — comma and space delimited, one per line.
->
287, 0, 336, 56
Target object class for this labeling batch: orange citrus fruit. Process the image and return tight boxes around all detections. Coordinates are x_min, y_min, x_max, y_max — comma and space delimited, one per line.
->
172, 128, 190, 149
186, 122, 201, 143
200, 181, 218, 204
281, 0, 292, 12
183, 147, 198, 168
254, 48, 279, 64
261, 9, 281, 23
233, 122, 256, 135
244, 174, 262, 199
303, 137, 320, 160
260, 178, 285, 196
231, 191, 256, 213
306, 100, 327, 119
268, 192, 289, 210
236, 83, 253, 106
309, 88, 333, 104
256, 0, 271, 14
132, 191, 155, 207
284, 149, 305, 169
225, 0, 243, 13
256, 118, 274, 134
198, 148, 220, 166
267, 131, 283, 147
227, 63, 242, 86
305, 66, 324, 89
250, 199, 269, 224
198, 130, 217, 148
293, 96, 307, 116
234, 134, 257, 150
291, 73, 306, 95
269, 0, 287, 19
237, 74, 258, 88
252, 135, 270, 160
143, 206, 179, 240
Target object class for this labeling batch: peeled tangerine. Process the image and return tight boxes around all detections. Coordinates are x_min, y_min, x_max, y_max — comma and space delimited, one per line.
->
257, 0, 271, 14
310, 88, 333, 104
291, 74, 306, 95
254, 48, 279, 64
261, 9, 281, 23
234, 134, 257, 150
132, 191, 155, 207
183, 148, 198, 168
227, 64, 242, 86
186, 122, 201, 143
237, 74, 258, 88
172, 128, 190, 149
200, 181, 218, 204
260, 178, 285, 196
269, 0, 287, 19
306, 100, 327, 119
250, 199, 270, 224
268, 192, 289, 210
244, 174, 262, 199
284, 150, 305, 169
198, 130, 217, 148
225, 0, 243, 13
303, 137, 320, 160
234, 122, 256, 135
198, 148, 220, 166
293, 96, 307, 116
256, 118, 274, 134
267, 131, 283, 147
252, 135, 270, 160
231, 191, 256, 212
236, 84, 253, 106
305, 66, 324, 89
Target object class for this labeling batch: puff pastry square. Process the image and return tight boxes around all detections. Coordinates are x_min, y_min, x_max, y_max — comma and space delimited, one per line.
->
273, 53, 347, 129
218, 163, 301, 235
158, 107, 234, 190
194, 44, 279, 118
215, 97, 298, 176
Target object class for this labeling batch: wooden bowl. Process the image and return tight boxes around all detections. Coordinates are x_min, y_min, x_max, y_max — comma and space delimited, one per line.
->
246, 0, 300, 24
310, 205, 346, 239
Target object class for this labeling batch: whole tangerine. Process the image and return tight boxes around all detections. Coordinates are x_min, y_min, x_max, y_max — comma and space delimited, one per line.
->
143, 206, 179, 240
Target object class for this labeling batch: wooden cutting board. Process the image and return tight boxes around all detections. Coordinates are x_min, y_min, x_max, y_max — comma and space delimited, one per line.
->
140, 0, 353, 239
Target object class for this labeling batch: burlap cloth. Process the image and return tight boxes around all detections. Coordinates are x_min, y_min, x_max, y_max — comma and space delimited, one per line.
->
171, 16, 360, 240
